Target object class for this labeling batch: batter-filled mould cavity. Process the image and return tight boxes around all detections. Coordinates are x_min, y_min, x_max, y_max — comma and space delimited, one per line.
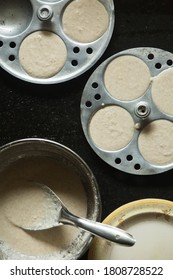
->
0, 0, 115, 84
81, 47, 173, 175
19, 31, 67, 79
62, 0, 109, 43
89, 105, 135, 151
104, 55, 151, 101
138, 120, 173, 166
151, 68, 173, 116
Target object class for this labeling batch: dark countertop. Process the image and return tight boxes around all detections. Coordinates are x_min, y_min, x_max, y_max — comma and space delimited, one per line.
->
0, 0, 173, 259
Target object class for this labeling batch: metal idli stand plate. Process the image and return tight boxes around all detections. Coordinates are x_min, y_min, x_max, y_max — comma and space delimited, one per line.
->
80, 47, 173, 175
0, 0, 114, 84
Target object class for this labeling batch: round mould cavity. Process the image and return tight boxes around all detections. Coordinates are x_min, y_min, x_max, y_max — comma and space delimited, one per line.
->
138, 120, 173, 166
89, 199, 173, 260
0, 0, 33, 36
62, 0, 109, 43
0, 138, 101, 260
89, 105, 134, 151
152, 68, 173, 116
81, 47, 173, 175
104, 55, 151, 101
19, 31, 67, 79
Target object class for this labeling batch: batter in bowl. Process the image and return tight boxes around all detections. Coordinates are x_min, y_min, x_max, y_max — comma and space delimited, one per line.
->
0, 157, 87, 258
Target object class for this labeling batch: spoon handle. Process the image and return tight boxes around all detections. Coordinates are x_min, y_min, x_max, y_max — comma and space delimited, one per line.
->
60, 208, 135, 246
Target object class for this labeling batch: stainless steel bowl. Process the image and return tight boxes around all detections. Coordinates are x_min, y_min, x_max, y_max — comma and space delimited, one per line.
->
0, 138, 101, 259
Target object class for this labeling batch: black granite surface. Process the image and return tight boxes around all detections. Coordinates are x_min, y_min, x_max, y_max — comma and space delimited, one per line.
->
0, 0, 173, 259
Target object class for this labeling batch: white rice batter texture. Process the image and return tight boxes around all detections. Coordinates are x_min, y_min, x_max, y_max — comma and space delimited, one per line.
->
104, 55, 151, 101
0, 157, 87, 258
19, 31, 67, 79
62, 0, 109, 43
138, 120, 173, 166
89, 105, 135, 151
151, 68, 173, 116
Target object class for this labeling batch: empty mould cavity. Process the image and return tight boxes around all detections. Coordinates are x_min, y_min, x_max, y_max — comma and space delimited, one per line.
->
138, 120, 173, 166
62, 0, 109, 43
0, 0, 33, 37
89, 105, 135, 151
151, 68, 173, 116
104, 55, 151, 101
19, 31, 67, 79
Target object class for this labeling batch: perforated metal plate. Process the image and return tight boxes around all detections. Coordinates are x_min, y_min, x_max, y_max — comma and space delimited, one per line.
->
0, 0, 114, 84
81, 47, 173, 175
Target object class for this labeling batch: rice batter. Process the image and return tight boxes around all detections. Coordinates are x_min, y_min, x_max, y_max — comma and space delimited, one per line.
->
19, 31, 67, 78
152, 68, 173, 116
89, 105, 135, 151
0, 157, 87, 257
62, 0, 109, 43
138, 120, 173, 165
104, 55, 151, 101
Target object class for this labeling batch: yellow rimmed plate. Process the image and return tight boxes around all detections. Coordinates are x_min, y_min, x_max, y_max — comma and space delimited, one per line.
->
88, 199, 173, 260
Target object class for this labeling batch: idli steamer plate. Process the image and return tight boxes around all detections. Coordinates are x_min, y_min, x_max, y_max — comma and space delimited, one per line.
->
0, 0, 115, 84
80, 47, 173, 175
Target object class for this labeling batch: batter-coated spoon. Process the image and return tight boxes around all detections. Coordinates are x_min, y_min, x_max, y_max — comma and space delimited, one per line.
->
24, 183, 136, 247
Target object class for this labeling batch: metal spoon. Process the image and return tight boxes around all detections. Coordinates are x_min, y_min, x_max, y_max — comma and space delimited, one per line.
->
24, 183, 136, 246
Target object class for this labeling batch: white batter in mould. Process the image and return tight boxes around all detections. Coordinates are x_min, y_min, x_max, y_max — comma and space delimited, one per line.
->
138, 120, 173, 166
89, 105, 135, 151
62, 0, 109, 43
0, 157, 87, 258
104, 55, 151, 101
151, 68, 173, 116
19, 31, 67, 79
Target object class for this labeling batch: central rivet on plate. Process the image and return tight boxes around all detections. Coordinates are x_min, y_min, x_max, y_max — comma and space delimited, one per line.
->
37, 6, 53, 21
135, 101, 151, 119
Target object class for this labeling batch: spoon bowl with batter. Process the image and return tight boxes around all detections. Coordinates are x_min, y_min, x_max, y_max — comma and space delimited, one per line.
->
22, 182, 136, 247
